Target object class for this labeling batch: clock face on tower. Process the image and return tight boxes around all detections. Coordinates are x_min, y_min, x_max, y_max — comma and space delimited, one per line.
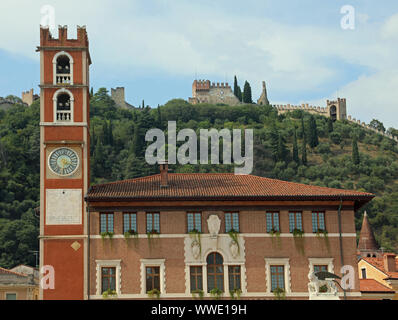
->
48, 147, 79, 176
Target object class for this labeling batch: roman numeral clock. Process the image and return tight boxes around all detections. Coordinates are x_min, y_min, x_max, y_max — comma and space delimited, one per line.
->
38, 25, 91, 300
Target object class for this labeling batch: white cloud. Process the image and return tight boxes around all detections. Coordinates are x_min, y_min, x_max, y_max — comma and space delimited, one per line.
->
0, 1, 397, 127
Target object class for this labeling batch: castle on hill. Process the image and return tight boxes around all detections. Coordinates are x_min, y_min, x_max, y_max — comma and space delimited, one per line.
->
189, 79, 269, 106
188, 78, 398, 143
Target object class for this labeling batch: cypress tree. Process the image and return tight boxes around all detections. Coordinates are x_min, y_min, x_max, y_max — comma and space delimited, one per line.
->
292, 127, 299, 164
131, 123, 140, 157
90, 126, 95, 156
270, 125, 279, 162
102, 121, 109, 145
277, 133, 289, 162
352, 136, 360, 165
308, 115, 319, 148
93, 136, 104, 177
301, 118, 307, 165
237, 86, 242, 102
233, 76, 239, 98
243, 81, 252, 104
327, 118, 334, 133
157, 106, 162, 128
108, 120, 113, 146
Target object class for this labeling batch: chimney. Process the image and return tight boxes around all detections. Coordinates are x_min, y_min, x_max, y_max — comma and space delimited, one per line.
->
383, 253, 396, 273
159, 162, 169, 187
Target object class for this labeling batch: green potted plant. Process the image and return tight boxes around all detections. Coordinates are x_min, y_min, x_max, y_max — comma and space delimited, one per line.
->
269, 227, 281, 248
229, 288, 242, 300
124, 229, 139, 247
292, 228, 305, 255
147, 288, 161, 299
191, 289, 204, 300
319, 284, 328, 293
101, 231, 114, 248
273, 287, 286, 300
228, 229, 240, 254
209, 288, 223, 300
147, 229, 160, 249
102, 288, 117, 299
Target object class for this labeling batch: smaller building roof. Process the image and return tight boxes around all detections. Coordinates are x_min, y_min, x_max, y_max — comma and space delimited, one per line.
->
362, 255, 398, 279
360, 279, 395, 293
0, 267, 27, 278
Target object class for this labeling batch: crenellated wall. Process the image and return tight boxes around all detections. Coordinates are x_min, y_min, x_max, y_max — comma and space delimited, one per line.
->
273, 103, 328, 116
274, 102, 397, 143
345, 115, 398, 142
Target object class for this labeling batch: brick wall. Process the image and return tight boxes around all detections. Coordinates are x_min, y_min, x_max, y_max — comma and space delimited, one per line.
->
89, 207, 360, 299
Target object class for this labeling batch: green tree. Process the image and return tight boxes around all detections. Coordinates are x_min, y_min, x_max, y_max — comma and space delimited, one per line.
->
308, 115, 319, 148
369, 119, 386, 133
242, 81, 252, 104
301, 118, 308, 166
352, 136, 360, 165
292, 127, 299, 164
327, 118, 333, 133
233, 76, 239, 98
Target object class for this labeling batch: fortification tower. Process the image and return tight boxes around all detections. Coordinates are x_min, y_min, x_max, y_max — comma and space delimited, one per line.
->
257, 81, 269, 105
111, 87, 127, 109
327, 98, 347, 121
37, 25, 91, 300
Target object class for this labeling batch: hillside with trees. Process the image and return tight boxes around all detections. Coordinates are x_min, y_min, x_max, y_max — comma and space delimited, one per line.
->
1, 88, 398, 268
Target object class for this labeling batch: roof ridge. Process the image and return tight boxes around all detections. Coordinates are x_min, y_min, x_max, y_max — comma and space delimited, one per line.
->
91, 174, 161, 188
90, 173, 373, 195
0, 266, 28, 277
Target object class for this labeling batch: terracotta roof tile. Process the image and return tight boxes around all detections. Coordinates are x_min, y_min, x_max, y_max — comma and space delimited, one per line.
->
363, 255, 398, 279
0, 267, 27, 277
360, 279, 395, 293
86, 173, 374, 204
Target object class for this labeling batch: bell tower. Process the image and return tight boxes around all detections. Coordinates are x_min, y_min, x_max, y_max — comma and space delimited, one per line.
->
38, 25, 91, 300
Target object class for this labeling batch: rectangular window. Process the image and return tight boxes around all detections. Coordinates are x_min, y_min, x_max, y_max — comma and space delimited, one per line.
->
312, 212, 326, 232
313, 265, 328, 273
190, 266, 203, 292
228, 266, 241, 292
225, 212, 239, 232
270, 265, 285, 292
146, 213, 160, 233
100, 213, 114, 233
5, 293, 17, 300
361, 268, 367, 279
289, 212, 303, 232
266, 212, 280, 232
187, 213, 202, 233
101, 267, 116, 293
146, 267, 160, 292
123, 213, 137, 234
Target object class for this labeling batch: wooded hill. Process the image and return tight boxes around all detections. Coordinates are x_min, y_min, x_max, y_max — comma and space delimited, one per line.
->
0, 88, 397, 268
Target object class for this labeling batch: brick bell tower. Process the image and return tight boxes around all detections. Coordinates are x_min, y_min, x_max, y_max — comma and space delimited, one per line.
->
37, 25, 91, 300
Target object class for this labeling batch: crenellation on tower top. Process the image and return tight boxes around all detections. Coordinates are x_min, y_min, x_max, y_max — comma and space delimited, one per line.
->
39, 25, 89, 48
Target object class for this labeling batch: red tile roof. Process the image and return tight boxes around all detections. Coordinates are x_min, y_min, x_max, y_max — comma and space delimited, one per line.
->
86, 173, 374, 206
363, 255, 398, 279
360, 279, 395, 293
0, 267, 27, 277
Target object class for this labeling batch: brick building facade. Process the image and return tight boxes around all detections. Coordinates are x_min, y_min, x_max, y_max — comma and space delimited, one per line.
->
85, 169, 374, 299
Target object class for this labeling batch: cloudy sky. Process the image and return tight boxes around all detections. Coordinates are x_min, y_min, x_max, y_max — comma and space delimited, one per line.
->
0, 0, 397, 128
